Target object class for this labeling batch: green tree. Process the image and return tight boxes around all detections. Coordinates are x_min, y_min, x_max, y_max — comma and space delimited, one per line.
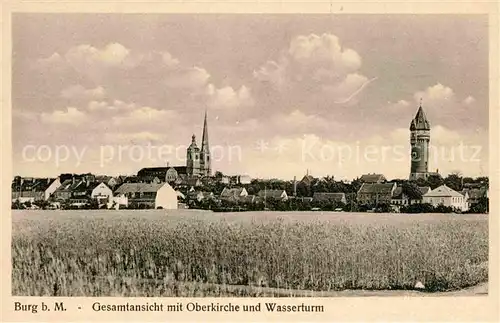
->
421, 174, 444, 189
402, 181, 423, 200
468, 197, 489, 214
444, 173, 463, 191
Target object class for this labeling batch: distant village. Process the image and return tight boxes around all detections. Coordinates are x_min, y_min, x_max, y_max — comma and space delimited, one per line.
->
12, 106, 489, 214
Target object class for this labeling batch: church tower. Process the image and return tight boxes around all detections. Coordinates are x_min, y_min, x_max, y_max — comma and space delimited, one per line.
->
200, 110, 211, 176
409, 102, 431, 181
186, 134, 201, 176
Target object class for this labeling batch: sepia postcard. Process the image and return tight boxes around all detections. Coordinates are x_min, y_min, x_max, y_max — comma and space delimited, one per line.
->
1, 1, 499, 322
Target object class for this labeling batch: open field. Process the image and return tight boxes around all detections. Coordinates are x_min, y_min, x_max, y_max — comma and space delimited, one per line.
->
12, 210, 488, 296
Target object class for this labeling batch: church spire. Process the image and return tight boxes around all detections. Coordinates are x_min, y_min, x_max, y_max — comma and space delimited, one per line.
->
201, 109, 209, 152
200, 108, 211, 176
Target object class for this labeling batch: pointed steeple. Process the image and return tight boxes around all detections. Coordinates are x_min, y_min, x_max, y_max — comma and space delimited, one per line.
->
410, 101, 430, 131
201, 109, 209, 152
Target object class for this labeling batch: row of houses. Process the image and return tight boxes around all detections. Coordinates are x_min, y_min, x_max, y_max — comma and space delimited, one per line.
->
12, 174, 179, 210
135, 167, 252, 186
196, 182, 482, 212
192, 187, 347, 206
357, 182, 488, 212
12, 171, 488, 212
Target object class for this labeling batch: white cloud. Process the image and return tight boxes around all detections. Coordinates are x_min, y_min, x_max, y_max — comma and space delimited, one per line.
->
280, 110, 330, 131
65, 43, 131, 71
37, 52, 63, 66
288, 33, 361, 73
35, 42, 257, 119
386, 100, 411, 112
414, 83, 455, 104
253, 33, 372, 106
383, 83, 484, 131
40, 107, 88, 125
87, 100, 136, 113
87, 100, 110, 112
431, 125, 462, 145
233, 122, 487, 180
60, 85, 105, 100
160, 52, 180, 67
207, 84, 254, 109
253, 59, 287, 87
463, 95, 476, 105
111, 106, 176, 127
104, 131, 163, 144
164, 66, 210, 90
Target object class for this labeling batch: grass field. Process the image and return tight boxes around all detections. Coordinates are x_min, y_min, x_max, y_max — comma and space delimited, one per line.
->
11, 210, 488, 296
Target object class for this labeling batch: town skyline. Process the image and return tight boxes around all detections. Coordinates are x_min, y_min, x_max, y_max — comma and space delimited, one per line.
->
13, 14, 489, 180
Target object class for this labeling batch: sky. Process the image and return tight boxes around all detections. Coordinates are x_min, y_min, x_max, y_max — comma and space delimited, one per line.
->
12, 14, 489, 180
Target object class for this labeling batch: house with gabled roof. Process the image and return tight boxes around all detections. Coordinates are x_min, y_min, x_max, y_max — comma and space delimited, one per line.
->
107, 177, 120, 189
419, 186, 431, 196
357, 182, 397, 205
359, 173, 387, 184
138, 166, 189, 183
91, 182, 113, 205
187, 190, 214, 203
12, 177, 61, 203
257, 189, 289, 201
139, 176, 162, 184
300, 172, 315, 186
68, 181, 92, 205
220, 187, 248, 203
461, 187, 488, 205
114, 182, 177, 209
51, 179, 75, 202
312, 192, 347, 204
95, 175, 112, 184
391, 185, 430, 206
49, 176, 106, 206
423, 184, 469, 211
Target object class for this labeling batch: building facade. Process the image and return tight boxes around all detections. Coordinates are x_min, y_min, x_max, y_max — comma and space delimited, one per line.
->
91, 182, 113, 205
359, 173, 386, 184
258, 189, 288, 201
422, 184, 469, 212
312, 192, 347, 204
357, 182, 397, 205
220, 187, 248, 203
409, 103, 431, 181
155, 183, 178, 209
113, 182, 178, 209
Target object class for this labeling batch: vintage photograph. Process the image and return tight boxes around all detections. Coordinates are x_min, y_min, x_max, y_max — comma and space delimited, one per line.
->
11, 14, 489, 297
